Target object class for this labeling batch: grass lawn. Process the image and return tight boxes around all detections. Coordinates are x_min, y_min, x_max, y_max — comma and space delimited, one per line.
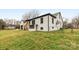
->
0, 29, 79, 50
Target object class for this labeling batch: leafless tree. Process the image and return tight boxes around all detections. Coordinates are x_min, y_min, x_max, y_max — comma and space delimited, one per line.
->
72, 16, 79, 29
0, 19, 6, 30
63, 18, 68, 29
22, 10, 40, 20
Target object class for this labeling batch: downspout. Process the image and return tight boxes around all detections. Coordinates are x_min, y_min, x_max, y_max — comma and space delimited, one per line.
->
28, 21, 30, 30
48, 15, 49, 31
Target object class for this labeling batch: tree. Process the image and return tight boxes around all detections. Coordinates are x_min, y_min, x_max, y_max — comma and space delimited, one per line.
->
72, 16, 79, 29
15, 22, 20, 29
70, 16, 79, 33
22, 10, 40, 20
63, 19, 68, 29
69, 23, 74, 33
0, 19, 6, 30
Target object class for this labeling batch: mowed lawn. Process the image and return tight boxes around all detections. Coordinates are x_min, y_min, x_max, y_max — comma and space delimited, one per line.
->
0, 29, 79, 50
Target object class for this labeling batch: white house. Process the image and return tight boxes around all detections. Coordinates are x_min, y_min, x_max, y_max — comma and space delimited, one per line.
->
20, 12, 63, 31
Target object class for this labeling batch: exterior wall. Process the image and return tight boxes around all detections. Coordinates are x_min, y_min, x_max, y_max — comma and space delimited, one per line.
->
57, 14, 63, 28
56, 13, 63, 29
20, 21, 24, 30
29, 15, 49, 31
36, 15, 48, 31
49, 16, 56, 31
49, 14, 63, 31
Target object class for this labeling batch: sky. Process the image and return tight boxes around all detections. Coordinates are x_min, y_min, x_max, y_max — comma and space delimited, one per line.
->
0, 9, 79, 22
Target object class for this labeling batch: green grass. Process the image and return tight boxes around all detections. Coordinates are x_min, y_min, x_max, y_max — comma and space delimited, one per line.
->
0, 29, 79, 50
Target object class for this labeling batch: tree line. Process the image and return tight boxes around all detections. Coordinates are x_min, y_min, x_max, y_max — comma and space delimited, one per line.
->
63, 16, 79, 29
0, 19, 6, 30
0, 10, 39, 30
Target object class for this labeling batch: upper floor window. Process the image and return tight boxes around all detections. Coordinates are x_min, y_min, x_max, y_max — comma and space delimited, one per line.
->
32, 20, 35, 25
29, 20, 35, 29
40, 17, 43, 24
30, 20, 35, 25
52, 18, 54, 23
30, 21, 32, 25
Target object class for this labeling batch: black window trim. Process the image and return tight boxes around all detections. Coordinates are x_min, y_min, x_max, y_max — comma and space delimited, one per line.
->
52, 18, 54, 24
40, 17, 43, 24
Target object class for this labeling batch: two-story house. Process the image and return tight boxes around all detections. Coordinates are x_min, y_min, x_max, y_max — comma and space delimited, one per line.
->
20, 12, 63, 31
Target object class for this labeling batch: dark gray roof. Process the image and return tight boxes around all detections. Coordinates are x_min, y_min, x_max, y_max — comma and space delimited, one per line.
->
25, 13, 56, 21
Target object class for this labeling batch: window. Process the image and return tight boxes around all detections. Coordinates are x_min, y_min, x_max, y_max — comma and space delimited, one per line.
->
21, 25, 23, 29
32, 20, 35, 25
29, 25, 34, 29
30, 20, 35, 25
29, 20, 35, 29
40, 17, 43, 24
52, 27, 54, 29
40, 27, 43, 30
52, 18, 54, 23
30, 21, 32, 25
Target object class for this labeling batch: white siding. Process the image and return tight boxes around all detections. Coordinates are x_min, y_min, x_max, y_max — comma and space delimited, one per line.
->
49, 14, 63, 31
36, 16, 48, 31
56, 14, 63, 29
29, 16, 49, 31
49, 16, 56, 31
54, 14, 63, 30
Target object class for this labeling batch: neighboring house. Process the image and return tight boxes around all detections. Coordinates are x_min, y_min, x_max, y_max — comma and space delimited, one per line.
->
20, 21, 24, 30
20, 12, 63, 31
4, 19, 20, 29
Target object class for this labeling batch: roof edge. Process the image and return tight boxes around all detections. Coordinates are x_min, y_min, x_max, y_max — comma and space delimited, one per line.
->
24, 13, 56, 21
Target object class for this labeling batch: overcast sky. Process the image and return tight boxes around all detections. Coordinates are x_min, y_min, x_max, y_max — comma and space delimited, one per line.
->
0, 9, 79, 21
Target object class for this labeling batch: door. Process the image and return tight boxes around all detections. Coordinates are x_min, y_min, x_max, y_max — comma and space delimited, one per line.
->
36, 24, 38, 31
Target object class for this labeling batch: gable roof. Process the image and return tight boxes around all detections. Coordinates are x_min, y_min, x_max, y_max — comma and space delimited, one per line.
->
53, 12, 63, 24
53, 12, 61, 17
24, 13, 56, 21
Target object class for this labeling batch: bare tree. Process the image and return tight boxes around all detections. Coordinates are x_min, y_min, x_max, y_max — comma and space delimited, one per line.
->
72, 16, 79, 29
63, 18, 68, 29
70, 15, 79, 33
70, 23, 74, 33
22, 10, 40, 20
0, 19, 6, 30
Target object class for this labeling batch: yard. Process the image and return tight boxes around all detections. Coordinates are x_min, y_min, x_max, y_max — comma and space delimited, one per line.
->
0, 29, 79, 50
